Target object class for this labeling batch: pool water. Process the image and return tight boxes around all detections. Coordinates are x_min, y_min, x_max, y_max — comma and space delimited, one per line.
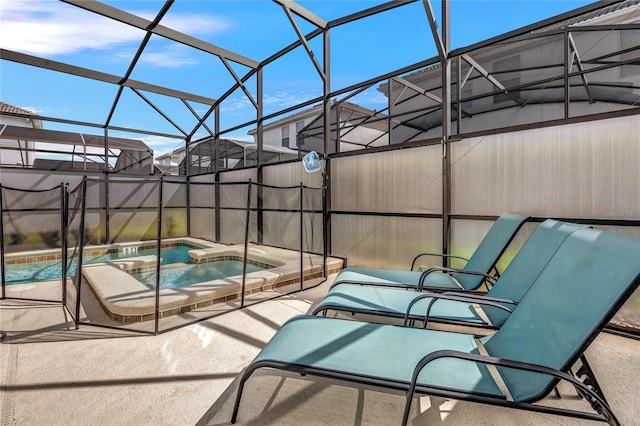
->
133, 260, 265, 289
3, 245, 193, 285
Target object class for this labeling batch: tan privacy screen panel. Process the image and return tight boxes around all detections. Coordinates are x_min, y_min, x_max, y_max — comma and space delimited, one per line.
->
450, 115, 640, 219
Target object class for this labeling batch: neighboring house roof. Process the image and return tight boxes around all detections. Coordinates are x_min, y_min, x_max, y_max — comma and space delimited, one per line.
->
0, 102, 43, 129
178, 138, 298, 174
380, 0, 640, 87
536, 0, 640, 30
187, 138, 296, 156
0, 125, 151, 152
248, 100, 384, 134
156, 146, 185, 161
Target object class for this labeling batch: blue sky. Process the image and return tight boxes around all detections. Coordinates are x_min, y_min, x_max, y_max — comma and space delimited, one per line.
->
0, 0, 593, 158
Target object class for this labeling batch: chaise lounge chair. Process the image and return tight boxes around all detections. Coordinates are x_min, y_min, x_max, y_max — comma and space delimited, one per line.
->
232, 227, 640, 425
313, 219, 584, 330
332, 213, 529, 292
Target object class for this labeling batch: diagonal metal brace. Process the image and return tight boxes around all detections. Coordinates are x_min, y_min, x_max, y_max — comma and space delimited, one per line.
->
279, 3, 326, 80
462, 54, 523, 106
568, 33, 595, 103
422, 0, 447, 61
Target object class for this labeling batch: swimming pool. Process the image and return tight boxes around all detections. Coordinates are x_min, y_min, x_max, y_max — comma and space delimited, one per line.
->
133, 259, 266, 289
78, 243, 343, 323
2, 243, 194, 285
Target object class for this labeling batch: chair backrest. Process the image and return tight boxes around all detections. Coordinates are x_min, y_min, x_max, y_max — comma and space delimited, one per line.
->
482, 227, 640, 402
483, 219, 585, 324
455, 214, 529, 290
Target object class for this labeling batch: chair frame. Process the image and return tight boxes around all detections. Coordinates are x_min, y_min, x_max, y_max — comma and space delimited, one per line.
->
232, 273, 639, 425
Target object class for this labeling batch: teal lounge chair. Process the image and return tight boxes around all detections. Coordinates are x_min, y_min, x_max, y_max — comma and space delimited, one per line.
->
232, 227, 640, 425
313, 220, 584, 329
333, 213, 529, 292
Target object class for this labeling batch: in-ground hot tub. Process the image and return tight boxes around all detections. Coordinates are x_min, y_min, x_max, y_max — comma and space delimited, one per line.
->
81, 242, 343, 323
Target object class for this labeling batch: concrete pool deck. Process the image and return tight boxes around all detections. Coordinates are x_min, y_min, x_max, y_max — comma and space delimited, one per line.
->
1, 274, 639, 425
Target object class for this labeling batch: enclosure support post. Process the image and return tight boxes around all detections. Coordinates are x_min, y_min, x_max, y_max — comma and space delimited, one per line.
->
322, 161, 330, 276
323, 28, 331, 155
104, 128, 111, 243
185, 134, 191, 237
388, 78, 393, 145
154, 176, 163, 335
215, 174, 221, 242
257, 68, 264, 245
215, 106, 221, 242
61, 184, 69, 304
104, 172, 110, 243
563, 29, 570, 119
299, 182, 304, 290
441, 0, 451, 266
74, 177, 88, 329
0, 185, 5, 299
456, 56, 462, 136
186, 176, 191, 237
241, 180, 252, 308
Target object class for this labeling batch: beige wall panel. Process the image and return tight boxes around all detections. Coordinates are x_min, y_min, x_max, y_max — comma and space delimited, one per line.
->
331, 215, 441, 269
219, 210, 256, 245
259, 186, 322, 213
0, 170, 87, 191
2, 212, 63, 252
449, 218, 533, 272
109, 211, 158, 243
189, 183, 215, 209
162, 182, 186, 208
260, 185, 301, 211
219, 168, 257, 183
109, 181, 158, 210
451, 115, 640, 218
190, 174, 216, 184
263, 212, 323, 253
219, 169, 257, 209
161, 208, 187, 238
262, 161, 323, 189
219, 182, 250, 209
82, 212, 105, 245
262, 162, 323, 211
332, 144, 442, 213
190, 208, 216, 242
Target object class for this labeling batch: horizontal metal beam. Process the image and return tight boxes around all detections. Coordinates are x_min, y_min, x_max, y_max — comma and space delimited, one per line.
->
329, 0, 417, 28
61, 0, 259, 69
1, 49, 217, 106
0, 110, 185, 140
273, 0, 327, 29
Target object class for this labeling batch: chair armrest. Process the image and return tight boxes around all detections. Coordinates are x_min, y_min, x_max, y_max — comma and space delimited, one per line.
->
404, 292, 514, 327
439, 291, 518, 306
418, 266, 497, 290
329, 279, 419, 291
410, 252, 469, 271
403, 350, 619, 426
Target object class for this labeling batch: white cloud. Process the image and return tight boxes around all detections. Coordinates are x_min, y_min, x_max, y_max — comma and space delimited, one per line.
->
139, 45, 199, 69
263, 90, 321, 108
349, 90, 389, 108
140, 135, 182, 151
0, 0, 232, 59
1, 0, 142, 55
